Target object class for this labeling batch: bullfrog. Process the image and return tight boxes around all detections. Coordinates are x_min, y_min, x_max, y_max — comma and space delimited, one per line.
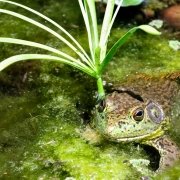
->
94, 75, 180, 171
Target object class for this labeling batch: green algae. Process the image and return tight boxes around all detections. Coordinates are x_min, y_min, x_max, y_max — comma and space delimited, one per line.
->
0, 62, 147, 179
0, 93, 41, 178
104, 27, 180, 83
15, 61, 143, 179
14, 97, 144, 179
0, 0, 179, 179
153, 162, 180, 180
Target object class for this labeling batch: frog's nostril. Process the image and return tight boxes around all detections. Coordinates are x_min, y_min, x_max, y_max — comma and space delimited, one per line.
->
118, 121, 122, 128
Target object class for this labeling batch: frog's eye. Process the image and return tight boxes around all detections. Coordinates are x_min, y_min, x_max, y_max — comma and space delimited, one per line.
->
132, 108, 144, 121
96, 99, 106, 113
146, 101, 164, 124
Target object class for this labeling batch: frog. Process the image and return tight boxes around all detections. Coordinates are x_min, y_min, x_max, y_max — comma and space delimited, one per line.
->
93, 74, 180, 171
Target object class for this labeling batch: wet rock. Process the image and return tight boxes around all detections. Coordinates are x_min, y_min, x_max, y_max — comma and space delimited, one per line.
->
169, 40, 180, 51
162, 5, 180, 30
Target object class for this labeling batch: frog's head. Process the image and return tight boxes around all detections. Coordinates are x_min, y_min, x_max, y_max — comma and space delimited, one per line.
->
94, 91, 170, 142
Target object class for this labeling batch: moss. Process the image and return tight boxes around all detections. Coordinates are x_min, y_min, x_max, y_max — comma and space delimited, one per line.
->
0, 61, 149, 179
103, 26, 180, 83
18, 110, 145, 179
154, 163, 180, 179
0, 0, 180, 179
0, 93, 41, 178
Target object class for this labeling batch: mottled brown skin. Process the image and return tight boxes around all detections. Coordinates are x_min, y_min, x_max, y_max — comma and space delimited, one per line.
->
115, 77, 180, 170
95, 75, 180, 170
113, 77, 179, 115
148, 135, 180, 170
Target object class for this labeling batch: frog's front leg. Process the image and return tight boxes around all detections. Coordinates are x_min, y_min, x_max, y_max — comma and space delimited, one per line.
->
145, 135, 180, 171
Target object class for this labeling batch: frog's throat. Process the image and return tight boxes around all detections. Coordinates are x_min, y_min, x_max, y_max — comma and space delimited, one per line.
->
115, 126, 166, 143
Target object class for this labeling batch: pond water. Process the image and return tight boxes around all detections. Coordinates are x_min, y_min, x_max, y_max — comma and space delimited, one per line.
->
0, 0, 180, 179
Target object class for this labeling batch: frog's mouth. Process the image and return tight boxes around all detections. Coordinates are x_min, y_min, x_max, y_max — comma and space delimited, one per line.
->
111, 126, 165, 143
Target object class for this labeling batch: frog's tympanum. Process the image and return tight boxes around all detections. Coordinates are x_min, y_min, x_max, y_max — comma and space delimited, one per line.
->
94, 76, 180, 170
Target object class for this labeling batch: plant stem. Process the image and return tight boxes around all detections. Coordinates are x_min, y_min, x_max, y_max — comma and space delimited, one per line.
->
97, 77, 105, 99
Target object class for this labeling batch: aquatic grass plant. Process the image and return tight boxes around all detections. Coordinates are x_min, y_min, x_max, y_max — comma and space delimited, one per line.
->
0, 0, 160, 99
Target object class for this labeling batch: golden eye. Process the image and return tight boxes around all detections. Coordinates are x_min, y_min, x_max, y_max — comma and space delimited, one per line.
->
132, 108, 144, 121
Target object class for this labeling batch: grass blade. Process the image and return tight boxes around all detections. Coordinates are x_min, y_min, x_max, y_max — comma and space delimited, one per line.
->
138, 25, 161, 35
99, 25, 161, 73
0, 8, 93, 68
102, 0, 123, 60
99, 0, 115, 47
0, 0, 90, 61
99, 0, 115, 62
78, 0, 94, 62
0, 37, 96, 70
0, 54, 97, 78
85, 0, 99, 52
0, 37, 78, 62
122, 0, 144, 6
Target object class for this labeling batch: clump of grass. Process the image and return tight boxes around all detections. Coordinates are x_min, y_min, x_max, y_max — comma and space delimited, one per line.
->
0, 0, 160, 99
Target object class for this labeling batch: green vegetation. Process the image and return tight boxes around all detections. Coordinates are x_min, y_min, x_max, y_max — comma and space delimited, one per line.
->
0, 0, 160, 99
0, 22, 179, 179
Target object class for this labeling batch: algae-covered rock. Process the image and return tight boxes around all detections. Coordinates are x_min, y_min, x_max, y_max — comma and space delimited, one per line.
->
0, 0, 179, 179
